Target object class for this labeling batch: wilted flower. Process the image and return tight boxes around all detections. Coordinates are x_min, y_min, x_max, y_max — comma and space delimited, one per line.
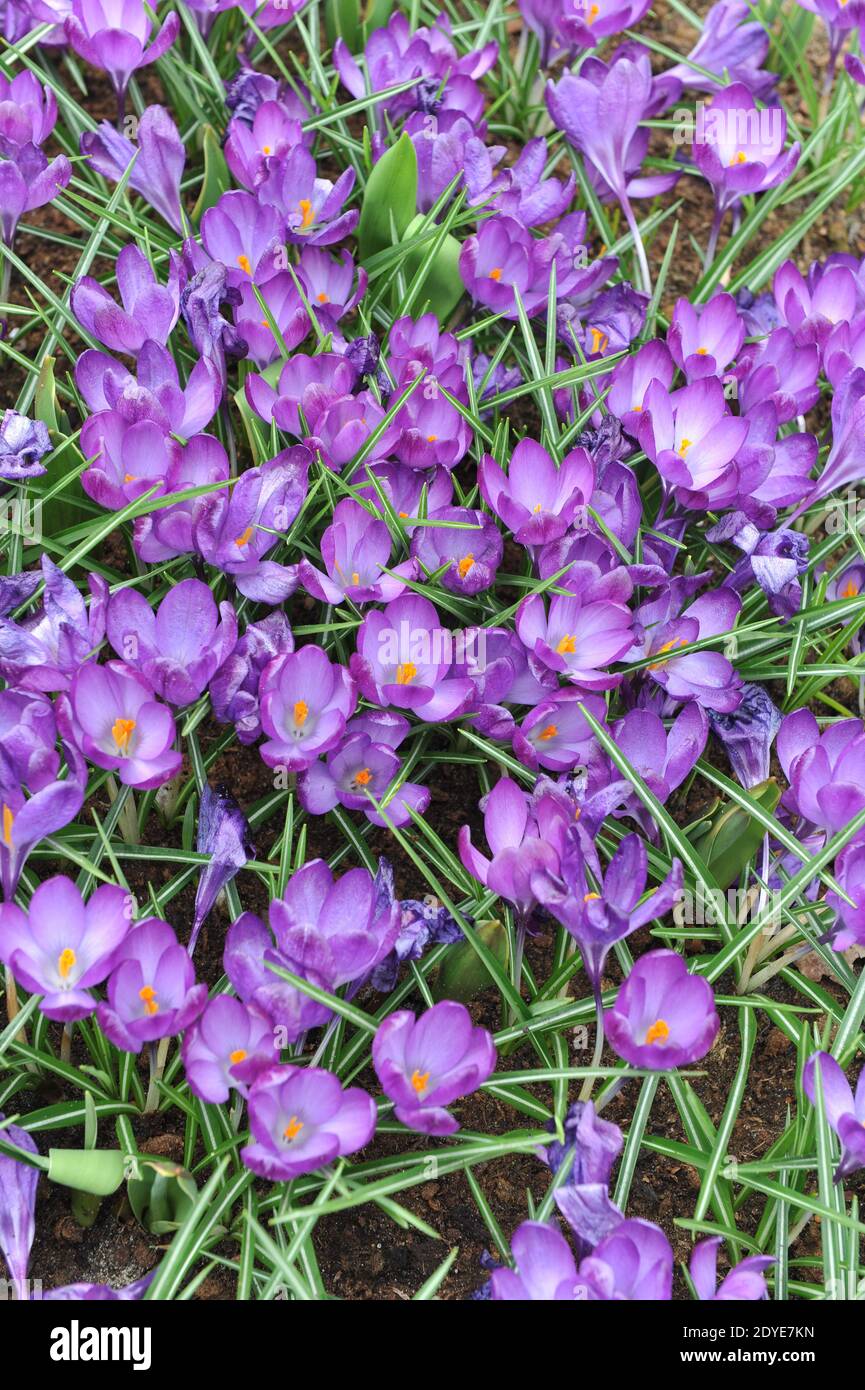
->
0, 555, 107, 693
0, 875, 131, 1021
210, 612, 294, 745
189, 783, 254, 955
0, 1116, 38, 1300
708, 681, 781, 788
0, 410, 51, 480
81, 105, 185, 234
242, 1064, 377, 1180
604, 949, 720, 1069
372, 999, 496, 1134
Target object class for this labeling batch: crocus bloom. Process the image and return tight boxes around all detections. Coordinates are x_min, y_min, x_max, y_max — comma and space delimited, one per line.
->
668, 292, 745, 382
0, 142, 71, 247
776, 708, 865, 835
666, 0, 776, 100
825, 840, 865, 949
607, 339, 674, 436
234, 272, 309, 369
65, 0, 180, 109
0, 875, 131, 1021
210, 612, 294, 745
773, 259, 858, 352
790, 368, 865, 518
708, 682, 781, 788
223, 101, 306, 191
182, 996, 277, 1103
266, 859, 400, 990
515, 567, 634, 689
179, 261, 248, 386
192, 448, 309, 603
735, 328, 819, 422
692, 82, 799, 218
72, 244, 180, 355
259, 646, 357, 772
242, 1064, 377, 1180
105, 578, 236, 706
372, 999, 496, 1135
81, 105, 185, 234
80, 411, 176, 512
96, 917, 206, 1052
0, 738, 86, 902
245, 352, 356, 435
460, 213, 609, 318
201, 190, 286, 288
132, 434, 229, 564
803, 1051, 865, 1180
576, 1218, 674, 1300
189, 783, 254, 954
0, 1116, 38, 1300
689, 1236, 773, 1300
479, 439, 594, 549
410, 506, 502, 595
534, 830, 683, 998
298, 497, 417, 605
224, 909, 333, 1041
298, 711, 430, 828
76, 340, 221, 440
0, 70, 58, 146
258, 146, 358, 246
490, 1222, 580, 1301
351, 593, 476, 723
513, 690, 606, 773
630, 582, 743, 713
0, 689, 59, 790
458, 775, 573, 920
0, 555, 107, 693
63, 660, 182, 789
604, 949, 720, 1069
41, 1273, 155, 1301
635, 377, 749, 510
0, 410, 51, 480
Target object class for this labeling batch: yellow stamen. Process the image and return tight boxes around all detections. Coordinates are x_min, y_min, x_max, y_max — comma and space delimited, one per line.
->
533, 502, 543, 512
411, 1068, 430, 1096
351, 571, 360, 586
111, 717, 136, 752
139, 984, 159, 1016
589, 326, 608, 354
237, 253, 252, 275
355, 768, 372, 786
648, 637, 688, 671
556, 634, 576, 655
729, 151, 747, 166
2, 804, 12, 848
696, 346, 708, 355
283, 1115, 304, 1141
299, 198, 315, 229
426, 434, 438, 443
538, 723, 558, 741
317, 291, 328, 303
489, 267, 502, 281
587, 1, 600, 19
293, 700, 309, 727
678, 437, 693, 456
645, 1018, 670, 1046
395, 662, 417, 685
58, 947, 76, 980
230, 1049, 247, 1065
584, 891, 601, 902
235, 525, 254, 547
842, 580, 859, 598
124, 473, 137, 483
458, 554, 475, 579
262, 144, 272, 155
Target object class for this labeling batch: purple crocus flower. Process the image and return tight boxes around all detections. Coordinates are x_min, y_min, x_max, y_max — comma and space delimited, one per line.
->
258, 146, 357, 246
81, 105, 185, 234
773, 259, 858, 352
224, 101, 306, 192
533, 830, 683, 999
234, 272, 309, 369
299, 497, 417, 605
372, 999, 496, 1135
515, 567, 634, 690
0, 689, 60, 790
406, 111, 508, 214
629, 581, 743, 713
65, 0, 179, 111
210, 612, 294, 745
0, 1116, 38, 1301
182, 996, 277, 1104
132, 434, 229, 565
0, 70, 58, 147
357, 459, 453, 524
76, 340, 221, 440
296, 246, 366, 340
62, 660, 182, 789
40, 1272, 156, 1301
790, 368, 865, 518
242, 1064, 377, 1180
692, 83, 799, 220
709, 681, 781, 788
189, 783, 254, 955
604, 949, 720, 1069
0, 735, 85, 902
201, 190, 286, 289
410, 506, 502, 595
668, 292, 745, 382
298, 711, 430, 828
96, 917, 206, 1052
635, 376, 749, 510
690, 1236, 773, 1300
391, 373, 472, 473
803, 1051, 865, 1180
261, 859, 401, 991
259, 645, 357, 772
576, 1218, 674, 1300
513, 690, 606, 773
179, 260, 248, 387
0, 141, 71, 248
666, 0, 777, 100
479, 439, 594, 549
489, 1221, 580, 1301
824, 840, 865, 949
72, 244, 180, 355
193, 448, 309, 603
224, 909, 333, 1042
0, 875, 131, 1022
546, 1101, 626, 1254
80, 410, 177, 512
735, 328, 820, 422
351, 593, 476, 723
0, 554, 107, 693
777, 708, 865, 835
105, 578, 236, 706
458, 775, 574, 920
459, 213, 607, 319
0, 410, 51, 480
607, 339, 674, 436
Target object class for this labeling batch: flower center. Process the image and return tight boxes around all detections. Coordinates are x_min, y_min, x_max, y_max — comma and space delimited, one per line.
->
696, 346, 708, 355
293, 700, 309, 727
58, 947, 76, 980
678, 437, 693, 456
354, 767, 372, 786
283, 1115, 304, 1141
235, 525, 254, 547
589, 326, 608, 354
2, 804, 13, 848
229, 1048, 247, 1065
139, 984, 159, 1016
458, 554, 475, 578
538, 723, 558, 741
395, 662, 417, 685
351, 571, 360, 586
584, 891, 601, 902
645, 1018, 670, 1045
587, 2, 600, 20
262, 144, 271, 155
556, 634, 576, 655
317, 291, 328, 303
411, 1068, 430, 1096
426, 433, 438, 443
648, 637, 688, 671
489, 267, 503, 281
299, 198, 314, 229
842, 580, 859, 598
729, 151, 748, 165
112, 717, 136, 753
237, 253, 252, 275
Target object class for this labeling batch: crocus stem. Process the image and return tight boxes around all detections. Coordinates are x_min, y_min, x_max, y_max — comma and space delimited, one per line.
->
579, 984, 606, 1103
222, 401, 237, 477
620, 193, 651, 297
60, 1020, 73, 1065
511, 911, 527, 1018
4, 967, 28, 1047
704, 204, 725, 269
144, 1038, 169, 1114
